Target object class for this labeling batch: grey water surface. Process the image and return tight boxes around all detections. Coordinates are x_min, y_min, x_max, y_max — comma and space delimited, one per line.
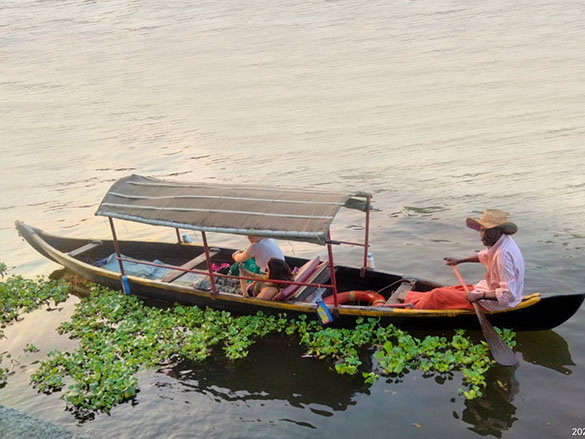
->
1, 0, 584, 438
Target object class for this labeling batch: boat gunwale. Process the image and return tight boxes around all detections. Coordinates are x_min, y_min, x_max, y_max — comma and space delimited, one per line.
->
19, 221, 577, 323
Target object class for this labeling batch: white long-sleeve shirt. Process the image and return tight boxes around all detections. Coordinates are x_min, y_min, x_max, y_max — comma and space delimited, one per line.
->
473, 234, 525, 311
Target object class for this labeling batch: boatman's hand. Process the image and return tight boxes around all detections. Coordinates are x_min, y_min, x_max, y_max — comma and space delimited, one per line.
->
467, 291, 480, 302
444, 257, 459, 266
467, 290, 488, 303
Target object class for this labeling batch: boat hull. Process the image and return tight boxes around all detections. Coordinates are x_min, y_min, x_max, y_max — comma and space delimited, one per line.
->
15, 221, 585, 331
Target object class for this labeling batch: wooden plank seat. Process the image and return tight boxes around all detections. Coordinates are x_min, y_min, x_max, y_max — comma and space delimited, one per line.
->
160, 250, 218, 283
294, 263, 332, 302
385, 280, 415, 304
274, 257, 329, 301
67, 240, 102, 258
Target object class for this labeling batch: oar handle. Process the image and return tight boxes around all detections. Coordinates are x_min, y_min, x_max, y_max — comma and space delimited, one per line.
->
451, 266, 471, 295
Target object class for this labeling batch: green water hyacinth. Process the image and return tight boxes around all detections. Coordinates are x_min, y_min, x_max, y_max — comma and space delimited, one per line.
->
23, 343, 40, 353
0, 269, 516, 413
0, 263, 69, 340
30, 285, 516, 412
293, 316, 515, 400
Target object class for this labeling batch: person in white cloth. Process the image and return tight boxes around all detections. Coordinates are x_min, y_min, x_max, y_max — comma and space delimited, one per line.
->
404, 209, 525, 310
232, 235, 285, 273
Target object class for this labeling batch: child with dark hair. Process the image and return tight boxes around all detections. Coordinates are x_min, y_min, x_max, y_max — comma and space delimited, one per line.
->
240, 258, 293, 300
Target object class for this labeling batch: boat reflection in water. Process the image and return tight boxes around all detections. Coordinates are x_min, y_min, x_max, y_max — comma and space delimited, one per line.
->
53, 268, 578, 434
460, 364, 520, 438
515, 330, 576, 375
157, 334, 368, 425
458, 330, 574, 438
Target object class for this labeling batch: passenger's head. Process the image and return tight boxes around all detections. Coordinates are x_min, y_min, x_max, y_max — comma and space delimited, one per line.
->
266, 258, 292, 282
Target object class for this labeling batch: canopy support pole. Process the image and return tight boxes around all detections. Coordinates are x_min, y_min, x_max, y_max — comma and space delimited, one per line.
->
108, 218, 125, 276
175, 228, 182, 243
201, 231, 217, 297
360, 195, 372, 278
327, 230, 339, 308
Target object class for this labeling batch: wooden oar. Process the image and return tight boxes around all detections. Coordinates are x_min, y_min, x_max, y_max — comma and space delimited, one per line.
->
451, 265, 518, 366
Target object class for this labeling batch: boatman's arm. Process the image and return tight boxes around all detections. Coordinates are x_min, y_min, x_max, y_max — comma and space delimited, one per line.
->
444, 255, 480, 266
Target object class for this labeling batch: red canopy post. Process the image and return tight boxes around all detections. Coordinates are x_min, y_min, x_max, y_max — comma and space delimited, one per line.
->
326, 230, 339, 308
360, 194, 372, 278
200, 231, 217, 297
108, 218, 125, 276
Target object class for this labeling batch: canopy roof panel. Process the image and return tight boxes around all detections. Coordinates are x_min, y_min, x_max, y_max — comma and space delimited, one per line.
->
95, 175, 372, 245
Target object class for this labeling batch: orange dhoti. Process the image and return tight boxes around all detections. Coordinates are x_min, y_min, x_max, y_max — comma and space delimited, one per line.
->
404, 285, 476, 310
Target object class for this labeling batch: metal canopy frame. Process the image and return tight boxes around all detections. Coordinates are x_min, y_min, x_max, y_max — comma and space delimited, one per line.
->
96, 175, 371, 245
101, 176, 373, 307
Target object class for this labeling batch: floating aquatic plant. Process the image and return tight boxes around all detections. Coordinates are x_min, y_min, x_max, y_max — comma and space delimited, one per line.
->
0, 263, 69, 339
293, 315, 515, 399
30, 285, 515, 413
0, 267, 516, 413
23, 343, 40, 353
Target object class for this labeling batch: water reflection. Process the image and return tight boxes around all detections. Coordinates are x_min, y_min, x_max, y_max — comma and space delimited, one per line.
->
457, 329, 574, 438
45, 271, 579, 434
159, 334, 368, 416
460, 365, 520, 438
515, 330, 575, 375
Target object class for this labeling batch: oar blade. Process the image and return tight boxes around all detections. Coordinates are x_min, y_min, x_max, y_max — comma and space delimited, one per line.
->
451, 265, 519, 367
473, 303, 519, 366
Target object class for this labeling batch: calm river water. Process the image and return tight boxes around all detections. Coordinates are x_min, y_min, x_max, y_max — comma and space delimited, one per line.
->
1, 0, 584, 438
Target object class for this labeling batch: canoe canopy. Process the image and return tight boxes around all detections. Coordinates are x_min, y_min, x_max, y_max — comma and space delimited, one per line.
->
95, 175, 372, 245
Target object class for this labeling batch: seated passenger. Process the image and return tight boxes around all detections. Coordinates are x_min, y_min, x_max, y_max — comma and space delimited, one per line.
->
232, 235, 284, 274
404, 209, 525, 310
240, 258, 293, 300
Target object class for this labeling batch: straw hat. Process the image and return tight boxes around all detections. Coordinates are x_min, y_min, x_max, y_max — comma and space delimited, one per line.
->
466, 209, 518, 235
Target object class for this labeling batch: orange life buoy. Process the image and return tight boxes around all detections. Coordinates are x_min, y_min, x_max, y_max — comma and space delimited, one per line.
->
324, 290, 386, 307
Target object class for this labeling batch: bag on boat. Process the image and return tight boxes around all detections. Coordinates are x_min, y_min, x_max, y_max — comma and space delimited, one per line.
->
101, 253, 171, 279
315, 298, 334, 325
228, 258, 261, 276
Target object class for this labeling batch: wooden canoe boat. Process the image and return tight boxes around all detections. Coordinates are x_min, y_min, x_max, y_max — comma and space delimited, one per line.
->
14, 175, 585, 331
